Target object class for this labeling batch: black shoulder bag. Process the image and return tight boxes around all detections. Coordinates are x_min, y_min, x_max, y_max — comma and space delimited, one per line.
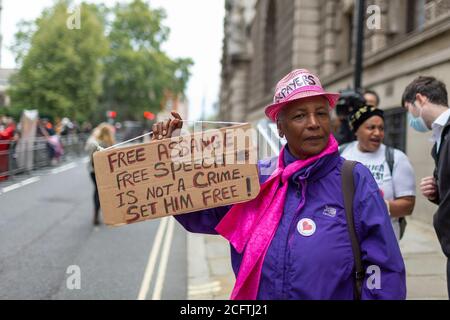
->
341, 160, 364, 300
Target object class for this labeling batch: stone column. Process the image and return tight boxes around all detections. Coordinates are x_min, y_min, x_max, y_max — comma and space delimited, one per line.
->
370, 0, 389, 53
321, 0, 339, 76
228, 59, 250, 122
291, 0, 321, 73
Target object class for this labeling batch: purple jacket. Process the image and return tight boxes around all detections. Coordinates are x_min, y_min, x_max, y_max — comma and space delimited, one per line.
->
175, 149, 406, 300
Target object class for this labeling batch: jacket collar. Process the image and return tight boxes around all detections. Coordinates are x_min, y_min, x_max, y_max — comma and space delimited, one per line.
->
284, 145, 340, 183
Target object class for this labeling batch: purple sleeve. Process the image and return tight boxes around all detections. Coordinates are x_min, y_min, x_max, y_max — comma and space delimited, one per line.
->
173, 205, 232, 235
353, 164, 406, 300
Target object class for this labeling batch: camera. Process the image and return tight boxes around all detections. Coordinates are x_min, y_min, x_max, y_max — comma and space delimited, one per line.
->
334, 89, 366, 145
335, 89, 366, 118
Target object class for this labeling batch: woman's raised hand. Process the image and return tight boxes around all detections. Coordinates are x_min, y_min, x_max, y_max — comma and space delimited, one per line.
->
151, 111, 183, 141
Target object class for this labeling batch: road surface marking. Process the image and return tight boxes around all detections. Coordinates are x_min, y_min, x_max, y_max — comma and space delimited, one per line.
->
188, 281, 222, 296
1, 177, 41, 193
1, 184, 21, 193
51, 162, 77, 174
137, 217, 168, 300
0, 159, 82, 195
189, 281, 221, 290
189, 286, 222, 296
152, 217, 175, 300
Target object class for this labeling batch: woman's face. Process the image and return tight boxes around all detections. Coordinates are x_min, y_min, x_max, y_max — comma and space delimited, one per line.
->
356, 116, 384, 152
277, 96, 331, 160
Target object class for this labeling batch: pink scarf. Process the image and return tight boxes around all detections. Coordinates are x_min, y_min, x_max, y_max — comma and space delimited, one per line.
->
215, 135, 338, 300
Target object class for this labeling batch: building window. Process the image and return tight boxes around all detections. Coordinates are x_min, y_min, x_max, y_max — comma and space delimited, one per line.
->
338, 8, 354, 68
264, 0, 277, 92
407, 0, 426, 33
347, 12, 355, 63
384, 107, 407, 152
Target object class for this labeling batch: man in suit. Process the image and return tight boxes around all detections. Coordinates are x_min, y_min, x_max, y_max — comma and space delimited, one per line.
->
402, 76, 450, 297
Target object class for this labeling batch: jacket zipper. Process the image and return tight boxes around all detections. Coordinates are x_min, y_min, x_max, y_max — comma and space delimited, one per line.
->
281, 179, 307, 299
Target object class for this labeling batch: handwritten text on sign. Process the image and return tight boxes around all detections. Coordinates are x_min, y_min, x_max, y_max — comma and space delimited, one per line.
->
93, 123, 260, 226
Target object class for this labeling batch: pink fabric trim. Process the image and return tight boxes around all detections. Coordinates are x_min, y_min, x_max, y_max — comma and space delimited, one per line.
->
215, 135, 339, 300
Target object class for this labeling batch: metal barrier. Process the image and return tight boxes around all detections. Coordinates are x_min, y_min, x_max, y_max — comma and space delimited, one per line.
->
256, 119, 286, 159
1, 123, 283, 180
0, 133, 90, 180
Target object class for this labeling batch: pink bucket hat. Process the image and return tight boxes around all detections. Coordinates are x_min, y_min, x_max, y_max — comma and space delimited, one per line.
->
265, 69, 340, 122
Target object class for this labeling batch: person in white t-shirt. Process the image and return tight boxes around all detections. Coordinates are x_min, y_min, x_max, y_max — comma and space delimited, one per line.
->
340, 105, 416, 240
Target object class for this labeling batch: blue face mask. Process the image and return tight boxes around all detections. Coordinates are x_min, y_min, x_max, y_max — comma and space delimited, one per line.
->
408, 102, 429, 132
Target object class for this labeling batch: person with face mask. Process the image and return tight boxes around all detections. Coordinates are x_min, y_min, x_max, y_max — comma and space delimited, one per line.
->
402, 76, 450, 298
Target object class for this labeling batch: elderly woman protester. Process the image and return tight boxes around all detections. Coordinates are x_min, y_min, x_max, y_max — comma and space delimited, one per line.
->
340, 106, 416, 241
153, 69, 406, 300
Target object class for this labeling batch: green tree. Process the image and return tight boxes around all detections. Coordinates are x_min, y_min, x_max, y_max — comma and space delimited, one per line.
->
102, 0, 193, 120
8, 1, 109, 123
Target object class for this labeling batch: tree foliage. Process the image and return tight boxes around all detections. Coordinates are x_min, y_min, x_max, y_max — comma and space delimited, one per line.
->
8, 1, 108, 122
102, 0, 193, 120
8, 0, 193, 123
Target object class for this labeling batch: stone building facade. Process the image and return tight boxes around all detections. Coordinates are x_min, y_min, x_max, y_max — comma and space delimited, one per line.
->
219, 0, 450, 224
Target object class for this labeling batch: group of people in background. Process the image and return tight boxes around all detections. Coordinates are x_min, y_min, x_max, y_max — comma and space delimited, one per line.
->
0, 115, 17, 181
341, 76, 450, 297
37, 118, 65, 166
0, 114, 94, 180
1, 112, 115, 228
332, 76, 450, 298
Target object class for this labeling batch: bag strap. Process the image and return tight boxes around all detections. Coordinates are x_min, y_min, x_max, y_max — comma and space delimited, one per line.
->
385, 145, 394, 174
342, 160, 364, 300
384, 146, 408, 238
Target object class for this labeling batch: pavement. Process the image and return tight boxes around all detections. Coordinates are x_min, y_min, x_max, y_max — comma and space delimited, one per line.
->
187, 218, 449, 300
400, 219, 448, 299
187, 233, 234, 299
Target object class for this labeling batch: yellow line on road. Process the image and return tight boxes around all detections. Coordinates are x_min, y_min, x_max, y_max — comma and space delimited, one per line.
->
152, 217, 175, 300
137, 217, 168, 300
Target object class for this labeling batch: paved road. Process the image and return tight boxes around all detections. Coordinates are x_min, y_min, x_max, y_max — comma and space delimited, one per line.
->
0, 158, 187, 299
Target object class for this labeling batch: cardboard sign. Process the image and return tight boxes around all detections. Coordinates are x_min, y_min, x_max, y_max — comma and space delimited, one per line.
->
93, 123, 260, 226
